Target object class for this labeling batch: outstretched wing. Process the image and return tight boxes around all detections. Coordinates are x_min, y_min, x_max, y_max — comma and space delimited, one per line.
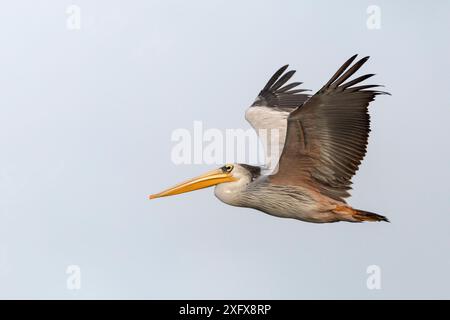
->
245, 65, 310, 170
269, 55, 388, 202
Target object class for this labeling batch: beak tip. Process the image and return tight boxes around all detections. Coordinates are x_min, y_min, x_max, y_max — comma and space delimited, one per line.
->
149, 194, 157, 200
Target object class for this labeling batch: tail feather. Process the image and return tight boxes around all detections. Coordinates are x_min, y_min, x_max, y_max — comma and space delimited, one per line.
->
353, 209, 389, 222
333, 205, 389, 223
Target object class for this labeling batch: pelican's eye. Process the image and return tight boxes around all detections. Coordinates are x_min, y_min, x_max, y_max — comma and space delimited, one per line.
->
223, 164, 234, 173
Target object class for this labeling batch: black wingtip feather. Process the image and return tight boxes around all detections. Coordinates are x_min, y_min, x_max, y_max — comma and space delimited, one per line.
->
271, 70, 296, 91
323, 55, 359, 89
341, 73, 376, 89
262, 65, 289, 91
319, 55, 389, 96
331, 56, 370, 88
255, 65, 311, 108
278, 82, 303, 93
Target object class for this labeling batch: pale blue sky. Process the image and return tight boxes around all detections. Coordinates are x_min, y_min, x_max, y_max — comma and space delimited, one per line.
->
0, 0, 449, 299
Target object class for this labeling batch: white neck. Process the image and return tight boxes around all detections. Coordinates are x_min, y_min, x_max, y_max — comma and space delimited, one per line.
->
214, 174, 251, 206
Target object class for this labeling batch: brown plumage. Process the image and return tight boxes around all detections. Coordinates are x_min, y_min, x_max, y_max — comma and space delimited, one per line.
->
270, 55, 388, 202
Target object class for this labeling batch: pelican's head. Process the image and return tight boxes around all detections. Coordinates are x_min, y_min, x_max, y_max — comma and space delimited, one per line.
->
149, 164, 260, 205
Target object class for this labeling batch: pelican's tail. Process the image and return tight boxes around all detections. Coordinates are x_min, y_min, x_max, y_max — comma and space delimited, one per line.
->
333, 205, 389, 223
353, 209, 389, 222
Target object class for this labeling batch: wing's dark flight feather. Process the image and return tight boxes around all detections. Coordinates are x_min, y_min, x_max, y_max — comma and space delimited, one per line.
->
262, 65, 289, 91
253, 65, 310, 109
284, 89, 310, 94
322, 54, 357, 89
278, 82, 303, 93
271, 70, 296, 91
329, 56, 369, 89
341, 74, 375, 89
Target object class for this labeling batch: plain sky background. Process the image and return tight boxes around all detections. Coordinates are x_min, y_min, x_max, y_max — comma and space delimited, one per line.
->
0, 0, 449, 299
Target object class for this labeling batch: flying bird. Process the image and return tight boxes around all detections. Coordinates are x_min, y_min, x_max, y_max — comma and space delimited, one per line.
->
150, 55, 389, 223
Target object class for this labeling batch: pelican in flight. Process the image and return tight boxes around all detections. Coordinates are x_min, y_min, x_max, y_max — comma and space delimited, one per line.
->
150, 55, 389, 223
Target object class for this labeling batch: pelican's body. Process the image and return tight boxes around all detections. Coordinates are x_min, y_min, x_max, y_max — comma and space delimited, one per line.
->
213, 164, 370, 223
216, 175, 337, 223
150, 55, 389, 223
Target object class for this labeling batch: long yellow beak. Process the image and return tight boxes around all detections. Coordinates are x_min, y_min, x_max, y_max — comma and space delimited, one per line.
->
149, 169, 236, 200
